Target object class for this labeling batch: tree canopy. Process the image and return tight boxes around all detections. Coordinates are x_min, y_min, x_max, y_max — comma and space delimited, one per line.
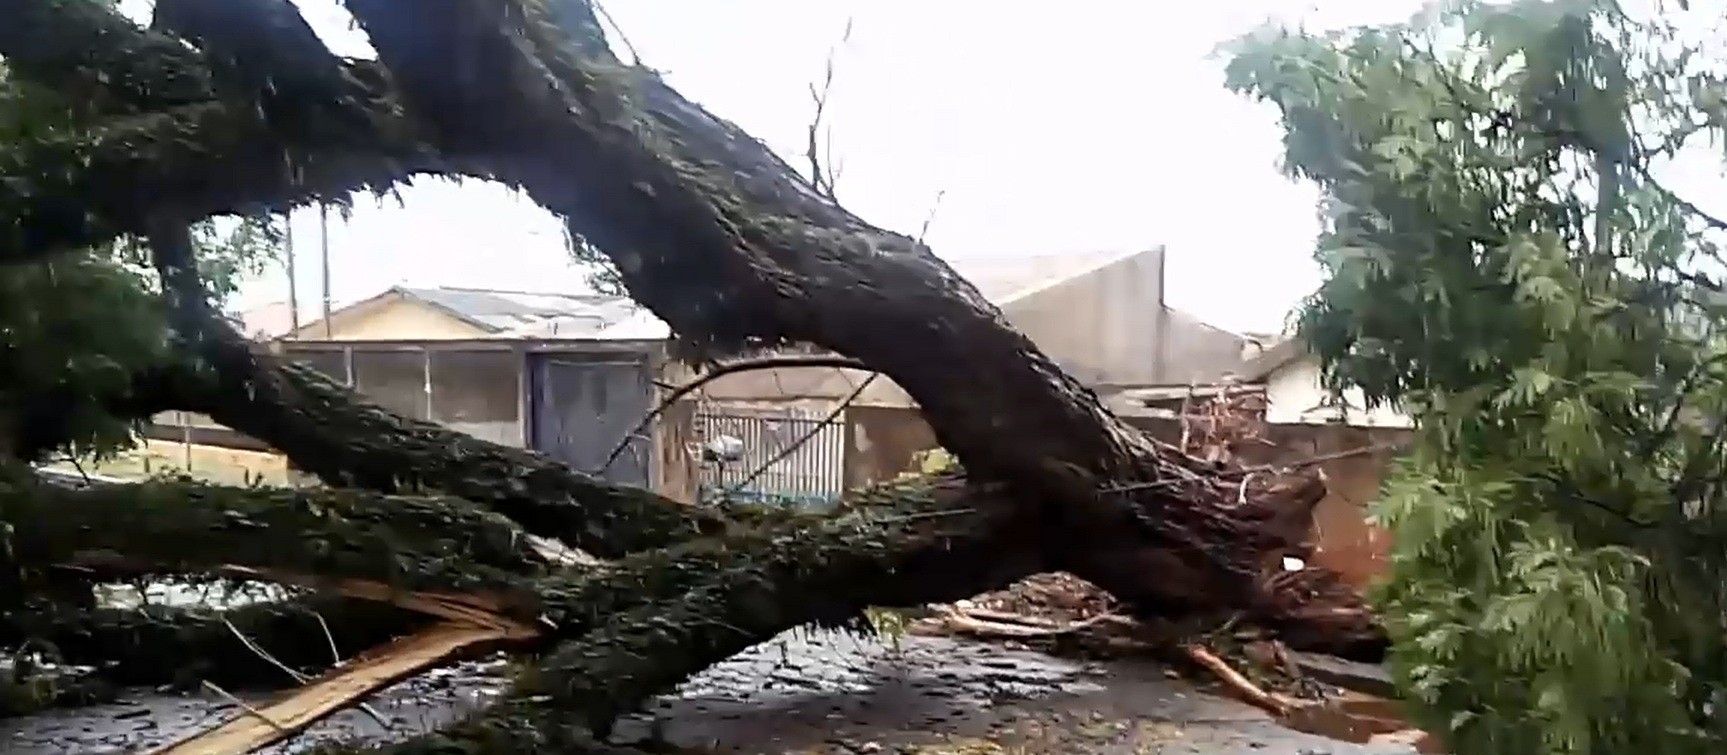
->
1228, 0, 1727, 751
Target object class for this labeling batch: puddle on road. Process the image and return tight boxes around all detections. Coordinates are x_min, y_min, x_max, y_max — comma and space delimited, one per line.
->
1277, 694, 1443, 753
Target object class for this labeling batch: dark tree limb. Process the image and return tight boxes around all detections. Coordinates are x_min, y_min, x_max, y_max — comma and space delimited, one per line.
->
341, 0, 1154, 500
0, 467, 547, 594
0, 0, 1377, 646
336, 0, 1365, 635
134, 188, 728, 558
1, 595, 424, 691
0, 295, 729, 559
146, 310, 731, 557
0, 0, 1383, 655
0, 0, 216, 111
0, 0, 441, 264
320, 475, 1042, 753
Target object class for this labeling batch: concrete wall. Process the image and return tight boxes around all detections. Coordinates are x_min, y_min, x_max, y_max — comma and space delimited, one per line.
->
1160, 309, 1259, 387
843, 404, 940, 488
1263, 355, 1413, 428
652, 398, 701, 504
995, 247, 1215, 386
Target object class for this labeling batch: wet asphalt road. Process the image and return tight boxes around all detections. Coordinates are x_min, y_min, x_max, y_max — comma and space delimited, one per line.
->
1, 630, 1415, 754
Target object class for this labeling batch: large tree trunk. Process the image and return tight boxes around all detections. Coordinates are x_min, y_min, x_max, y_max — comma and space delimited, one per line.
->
0, 0, 1384, 748
335, 0, 1348, 623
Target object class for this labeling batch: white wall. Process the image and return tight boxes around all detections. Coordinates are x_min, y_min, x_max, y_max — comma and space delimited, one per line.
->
1262, 355, 1413, 428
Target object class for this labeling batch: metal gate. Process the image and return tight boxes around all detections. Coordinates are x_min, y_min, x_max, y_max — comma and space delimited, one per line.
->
528, 354, 654, 486
694, 406, 846, 508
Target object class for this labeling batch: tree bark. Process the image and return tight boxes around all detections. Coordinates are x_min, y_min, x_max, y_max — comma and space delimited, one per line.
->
0, 596, 423, 691
0, 0, 440, 263
314, 475, 1042, 754
0, 465, 548, 594
3, 468, 1039, 733
149, 311, 731, 557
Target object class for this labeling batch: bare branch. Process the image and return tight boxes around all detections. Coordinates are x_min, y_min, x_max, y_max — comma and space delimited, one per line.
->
589, 1, 642, 66
917, 189, 947, 244
804, 18, 853, 200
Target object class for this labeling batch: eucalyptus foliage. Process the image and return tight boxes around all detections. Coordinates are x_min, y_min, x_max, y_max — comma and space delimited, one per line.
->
1227, 1, 1727, 751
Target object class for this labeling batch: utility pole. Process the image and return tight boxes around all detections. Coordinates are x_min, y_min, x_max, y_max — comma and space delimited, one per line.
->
320, 202, 333, 340
285, 210, 300, 332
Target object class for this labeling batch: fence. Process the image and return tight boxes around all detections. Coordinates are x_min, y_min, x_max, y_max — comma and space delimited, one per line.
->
694, 406, 847, 508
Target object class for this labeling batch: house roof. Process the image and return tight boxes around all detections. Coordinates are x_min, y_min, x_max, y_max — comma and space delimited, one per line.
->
397, 287, 637, 334
287, 285, 673, 341
945, 248, 1152, 304
506, 305, 672, 340
287, 248, 1161, 342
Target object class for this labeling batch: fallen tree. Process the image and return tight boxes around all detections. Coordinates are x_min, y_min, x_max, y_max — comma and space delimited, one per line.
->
0, 0, 1383, 750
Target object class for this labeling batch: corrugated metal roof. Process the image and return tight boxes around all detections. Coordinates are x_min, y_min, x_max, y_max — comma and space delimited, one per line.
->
503, 306, 671, 340
398, 287, 630, 332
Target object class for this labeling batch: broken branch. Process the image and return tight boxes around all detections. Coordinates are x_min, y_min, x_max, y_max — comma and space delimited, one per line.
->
153, 621, 522, 755
1183, 643, 1300, 717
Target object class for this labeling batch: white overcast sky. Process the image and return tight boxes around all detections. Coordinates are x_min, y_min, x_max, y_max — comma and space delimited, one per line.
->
118, 0, 1489, 334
